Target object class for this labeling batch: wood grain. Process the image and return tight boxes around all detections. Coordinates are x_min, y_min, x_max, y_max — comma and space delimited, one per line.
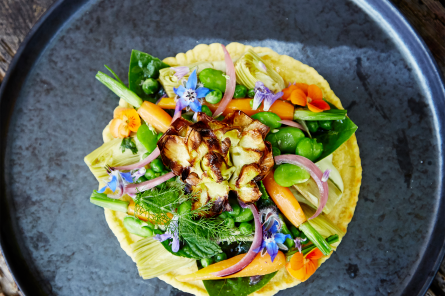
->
0, 0, 444, 295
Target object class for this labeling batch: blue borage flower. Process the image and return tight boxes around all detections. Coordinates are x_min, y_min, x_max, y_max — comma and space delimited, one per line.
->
153, 216, 180, 252
254, 207, 291, 262
173, 69, 210, 113
99, 166, 133, 199
252, 81, 284, 111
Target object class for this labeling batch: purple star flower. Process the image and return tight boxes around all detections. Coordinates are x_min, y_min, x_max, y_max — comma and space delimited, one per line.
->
173, 69, 210, 113
153, 216, 180, 252
252, 81, 284, 111
99, 167, 133, 199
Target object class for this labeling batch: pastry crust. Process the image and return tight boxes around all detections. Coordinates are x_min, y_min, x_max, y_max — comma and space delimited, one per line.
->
103, 43, 362, 296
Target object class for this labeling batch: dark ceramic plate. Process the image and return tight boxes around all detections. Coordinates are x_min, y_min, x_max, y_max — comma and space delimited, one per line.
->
1, 0, 444, 295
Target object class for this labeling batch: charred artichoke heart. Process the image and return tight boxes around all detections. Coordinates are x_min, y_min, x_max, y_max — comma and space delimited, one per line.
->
158, 111, 274, 216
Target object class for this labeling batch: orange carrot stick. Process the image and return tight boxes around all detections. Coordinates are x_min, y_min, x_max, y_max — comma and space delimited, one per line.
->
176, 251, 285, 282
137, 101, 172, 133
262, 171, 307, 227
127, 200, 173, 224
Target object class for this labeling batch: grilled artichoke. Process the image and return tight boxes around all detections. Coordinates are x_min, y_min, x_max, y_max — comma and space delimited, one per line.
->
158, 111, 274, 216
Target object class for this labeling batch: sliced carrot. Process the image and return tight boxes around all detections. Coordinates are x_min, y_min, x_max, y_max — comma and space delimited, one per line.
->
262, 170, 306, 227
282, 85, 298, 100
295, 83, 309, 95
290, 89, 307, 106
157, 97, 176, 109
307, 84, 323, 100
137, 101, 172, 133
176, 251, 286, 282
127, 200, 173, 224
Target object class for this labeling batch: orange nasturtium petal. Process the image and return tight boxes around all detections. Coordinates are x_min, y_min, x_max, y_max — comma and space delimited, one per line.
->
306, 248, 324, 260
286, 252, 320, 282
109, 118, 124, 138
114, 107, 132, 119
295, 83, 309, 95
121, 109, 141, 132
290, 252, 305, 270
282, 85, 298, 100
290, 89, 307, 106
308, 99, 330, 113
308, 84, 323, 100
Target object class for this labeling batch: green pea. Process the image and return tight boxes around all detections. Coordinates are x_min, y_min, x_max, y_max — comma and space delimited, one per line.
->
219, 211, 229, 219
151, 158, 165, 172
214, 252, 227, 262
179, 200, 192, 214
135, 176, 148, 184
239, 222, 253, 234
319, 120, 332, 130
278, 214, 292, 235
161, 169, 170, 175
156, 132, 163, 141
247, 88, 255, 98
306, 121, 319, 133
265, 133, 279, 147
202, 105, 213, 117
233, 85, 248, 98
290, 226, 301, 239
285, 237, 295, 249
137, 124, 158, 153
234, 207, 253, 222
224, 217, 235, 228
295, 138, 323, 162
198, 68, 226, 92
154, 172, 161, 178
123, 216, 154, 237
205, 90, 223, 104
215, 115, 225, 121
272, 147, 281, 157
141, 78, 159, 95
228, 199, 241, 217
201, 258, 213, 268
251, 112, 282, 129
144, 168, 156, 180
274, 163, 310, 187
275, 127, 305, 154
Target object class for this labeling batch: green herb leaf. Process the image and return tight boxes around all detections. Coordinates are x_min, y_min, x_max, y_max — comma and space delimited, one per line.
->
104, 65, 123, 84
120, 137, 138, 155
258, 181, 270, 200
183, 232, 221, 258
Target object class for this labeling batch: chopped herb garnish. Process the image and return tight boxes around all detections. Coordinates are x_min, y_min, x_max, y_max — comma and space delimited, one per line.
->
120, 137, 138, 154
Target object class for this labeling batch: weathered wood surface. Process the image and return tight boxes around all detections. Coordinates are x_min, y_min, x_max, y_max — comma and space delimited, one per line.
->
0, 0, 444, 295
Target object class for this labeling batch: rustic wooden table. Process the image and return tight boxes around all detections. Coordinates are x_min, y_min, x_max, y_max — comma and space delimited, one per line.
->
0, 0, 444, 295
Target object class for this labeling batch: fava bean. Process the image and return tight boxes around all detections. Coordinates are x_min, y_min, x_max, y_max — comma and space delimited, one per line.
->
319, 120, 332, 130
225, 217, 235, 228
234, 207, 253, 222
198, 68, 226, 92
239, 222, 253, 234
306, 121, 319, 133
228, 199, 242, 217
234, 85, 248, 98
205, 90, 223, 104
274, 163, 310, 187
214, 252, 227, 262
275, 127, 305, 154
251, 112, 282, 129
144, 168, 156, 179
151, 158, 165, 172
247, 88, 255, 98
265, 133, 279, 147
201, 258, 213, 268
272, 147, 281, 157
137, 124, 158, 153
135, 176, 148, 184
141, 78, 159, 95
219, 211, 229, 219
295, 138, 323, 162
202, 105, 213, 117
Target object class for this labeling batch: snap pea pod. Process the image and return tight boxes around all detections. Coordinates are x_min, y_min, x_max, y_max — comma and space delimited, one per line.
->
278, 214, 295, 249
239, 222, 253, 234
123, 216, 154, 237
251, 112, 282, 129
137, 124, 158, 153
234, 207, 253, 222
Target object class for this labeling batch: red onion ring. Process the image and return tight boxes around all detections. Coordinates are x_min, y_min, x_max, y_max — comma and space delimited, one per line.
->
213, 44, 236, 118
125, 172, 175, 194
278, 120, 306, 132
112, 147, 160, 171
274, 155, 328, 220
212, 204, 262, 277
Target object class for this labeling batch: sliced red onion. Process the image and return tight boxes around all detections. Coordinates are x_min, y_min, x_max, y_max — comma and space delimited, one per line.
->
213, 44, 236, 118
125, 172, 175, 194
274, 155, 329, 220
278, 120, 306, 132
237, 198, 248, 209
112, 147, 160, 171
212, 204, 262, 277
172, 66, 189, 81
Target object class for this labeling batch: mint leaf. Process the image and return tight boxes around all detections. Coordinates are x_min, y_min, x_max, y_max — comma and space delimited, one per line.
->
120, 137, 138, 154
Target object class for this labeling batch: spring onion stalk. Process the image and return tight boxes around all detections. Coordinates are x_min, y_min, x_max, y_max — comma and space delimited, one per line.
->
299, 222, 332, 256
96, 71, 143, 108
286, 234, 339, 258
90, 190, 129, 213
293, 108, 347, 121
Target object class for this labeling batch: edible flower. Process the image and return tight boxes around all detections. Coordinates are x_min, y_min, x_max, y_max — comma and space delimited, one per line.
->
286, 248, 324, 282
110, 108, 142, 138
153, 216, 180, 252
99, 166, 133, 199
254, 207, 291, 262
252, 81, 284, 111
173, 69, 210, 112
131, 167, 146, 182
172, 66, 189, 81
282, 83, 330, 113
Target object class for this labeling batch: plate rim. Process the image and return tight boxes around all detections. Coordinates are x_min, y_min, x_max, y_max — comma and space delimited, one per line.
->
0, 0, 444, 295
